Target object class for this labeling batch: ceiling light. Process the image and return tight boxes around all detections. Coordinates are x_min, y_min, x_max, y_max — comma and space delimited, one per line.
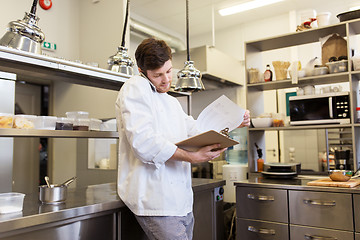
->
219, 0, 284, 16
175, 0, 204, 92
107, 0, 134, 75
0, 0, 45, 54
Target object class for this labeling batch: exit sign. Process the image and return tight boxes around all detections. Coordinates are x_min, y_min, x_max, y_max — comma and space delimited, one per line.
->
42, 41, 57, 51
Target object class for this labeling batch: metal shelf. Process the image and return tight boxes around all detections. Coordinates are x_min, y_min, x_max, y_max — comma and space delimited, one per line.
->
245, 22, 346, 52
0, 46, 131, 91
328, 137, 352, 141
0, 46, 194, 98
247, 72, 349, 91
0, 129, 118, 138
329, 144, 353, 147
249, 124, 353, 131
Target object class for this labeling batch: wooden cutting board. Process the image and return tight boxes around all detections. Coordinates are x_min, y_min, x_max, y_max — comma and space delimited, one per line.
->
307, 178, 360, 188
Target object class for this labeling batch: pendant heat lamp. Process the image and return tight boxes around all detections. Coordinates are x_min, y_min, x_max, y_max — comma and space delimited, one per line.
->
0, 0, 45, 54
108, 0, 134, 75
175, 0, 205, 92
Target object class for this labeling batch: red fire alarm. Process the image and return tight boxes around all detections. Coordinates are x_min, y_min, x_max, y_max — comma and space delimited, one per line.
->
39, 0, 52, 10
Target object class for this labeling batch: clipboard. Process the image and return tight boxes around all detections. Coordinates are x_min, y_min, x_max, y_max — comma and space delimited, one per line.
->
175, 128, 239, 152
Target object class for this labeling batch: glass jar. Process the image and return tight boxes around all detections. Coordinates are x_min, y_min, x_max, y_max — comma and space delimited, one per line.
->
225, 127, 248, 165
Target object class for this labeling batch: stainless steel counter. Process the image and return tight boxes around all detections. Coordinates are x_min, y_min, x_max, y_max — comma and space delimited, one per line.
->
0, 179, 225, 236
234, 173, 360, 194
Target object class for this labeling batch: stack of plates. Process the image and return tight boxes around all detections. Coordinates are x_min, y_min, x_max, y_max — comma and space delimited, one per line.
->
261, 162, 300, 179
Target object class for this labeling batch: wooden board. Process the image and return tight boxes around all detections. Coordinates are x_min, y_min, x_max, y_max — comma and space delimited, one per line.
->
307, 178, 360, 188
176, 130, 239, 152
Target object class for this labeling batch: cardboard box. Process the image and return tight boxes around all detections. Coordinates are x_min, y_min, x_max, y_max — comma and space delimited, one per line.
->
321, 34, 347, 65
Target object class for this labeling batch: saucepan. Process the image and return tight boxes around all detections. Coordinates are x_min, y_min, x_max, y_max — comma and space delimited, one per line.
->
39, 176, 77, 204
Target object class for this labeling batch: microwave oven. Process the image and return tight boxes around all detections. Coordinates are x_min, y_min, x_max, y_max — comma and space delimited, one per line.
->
289, 92, 350, 125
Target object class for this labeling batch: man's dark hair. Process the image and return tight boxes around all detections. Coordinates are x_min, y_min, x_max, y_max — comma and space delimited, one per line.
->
135, 38, 172, 72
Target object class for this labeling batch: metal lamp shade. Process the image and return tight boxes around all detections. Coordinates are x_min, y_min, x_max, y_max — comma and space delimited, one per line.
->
175, 61, 204, 92
0, 12, 45, 54
107, 46, 134, 76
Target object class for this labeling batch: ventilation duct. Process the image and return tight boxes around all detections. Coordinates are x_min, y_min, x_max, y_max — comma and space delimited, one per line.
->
130, 18, 185, 52
129, 20, 243, 89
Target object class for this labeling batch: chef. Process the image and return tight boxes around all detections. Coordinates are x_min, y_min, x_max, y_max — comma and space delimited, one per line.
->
115, 38, 250, 240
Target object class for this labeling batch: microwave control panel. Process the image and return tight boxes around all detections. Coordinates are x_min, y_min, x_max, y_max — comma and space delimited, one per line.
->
333, 95, 349, 118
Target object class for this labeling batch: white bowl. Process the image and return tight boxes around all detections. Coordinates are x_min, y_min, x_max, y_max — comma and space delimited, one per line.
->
252, 118, 273, 128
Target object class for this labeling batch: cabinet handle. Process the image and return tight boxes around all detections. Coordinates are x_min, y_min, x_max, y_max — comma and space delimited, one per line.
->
304, 234, 337, 240
328, 97, 333, 118
247, 193, 275, 201
303, 199, 336, 206
247, 225, 275, 235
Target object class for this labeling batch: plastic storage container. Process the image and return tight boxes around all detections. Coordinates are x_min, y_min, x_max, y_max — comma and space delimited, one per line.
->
55, 117, 74, 130
326, 60, 348, 73
0, 192, 25, 214
73, 118, 90, 131
89, 118, 102, 131
65, 111, 89, 119
34, 116, 57, 130
0, 113, 14, 128
100, 119, 117, 131
13, 115, 37, 129
313, 66, 328, 75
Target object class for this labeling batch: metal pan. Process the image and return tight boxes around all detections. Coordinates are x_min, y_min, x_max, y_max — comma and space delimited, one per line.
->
39, 184, 67, 205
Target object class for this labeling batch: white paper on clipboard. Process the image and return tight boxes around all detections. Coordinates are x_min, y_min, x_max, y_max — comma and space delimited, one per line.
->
196, 95, 245, 133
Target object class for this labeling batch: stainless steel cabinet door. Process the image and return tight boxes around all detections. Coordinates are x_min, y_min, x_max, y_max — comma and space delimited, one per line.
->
236, 218, 289, 240
0, 212, 117, 240
290, 224, 353, 240
356, 232, 360, 240
289, 190, 353, 231
353, 194, 360, 232
236, 187, 288, 223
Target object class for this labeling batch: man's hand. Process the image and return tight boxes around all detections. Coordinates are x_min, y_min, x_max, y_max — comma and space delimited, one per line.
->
238, 110, 250, 128
170, 144, 226, 164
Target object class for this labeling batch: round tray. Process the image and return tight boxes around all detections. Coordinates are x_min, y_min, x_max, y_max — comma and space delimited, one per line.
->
337, 9, 360, 22
261, 171, 298, 179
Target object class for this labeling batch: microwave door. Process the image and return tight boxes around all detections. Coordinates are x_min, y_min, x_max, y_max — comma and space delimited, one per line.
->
290, 97, 331, 121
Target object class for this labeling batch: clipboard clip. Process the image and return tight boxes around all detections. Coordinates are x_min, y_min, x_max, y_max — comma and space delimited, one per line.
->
220, 128, 230, 138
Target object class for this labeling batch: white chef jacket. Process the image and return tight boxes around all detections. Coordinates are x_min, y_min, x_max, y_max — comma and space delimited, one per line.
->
115, 74, 200, 216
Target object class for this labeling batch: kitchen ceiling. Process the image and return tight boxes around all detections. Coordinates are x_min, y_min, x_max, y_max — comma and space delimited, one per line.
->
130, 0, 360, 39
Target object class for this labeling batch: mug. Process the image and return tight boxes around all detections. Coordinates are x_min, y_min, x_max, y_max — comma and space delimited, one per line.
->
297, 87, 304, 96
317, 12, 331, 27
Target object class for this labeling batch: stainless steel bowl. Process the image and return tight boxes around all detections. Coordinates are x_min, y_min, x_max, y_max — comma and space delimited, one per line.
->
39, 185, 67, 204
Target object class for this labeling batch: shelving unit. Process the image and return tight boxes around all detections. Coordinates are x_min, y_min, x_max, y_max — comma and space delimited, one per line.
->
0, 46, 191, 139
245, 18, 360, 173
0, 45, 192, 191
